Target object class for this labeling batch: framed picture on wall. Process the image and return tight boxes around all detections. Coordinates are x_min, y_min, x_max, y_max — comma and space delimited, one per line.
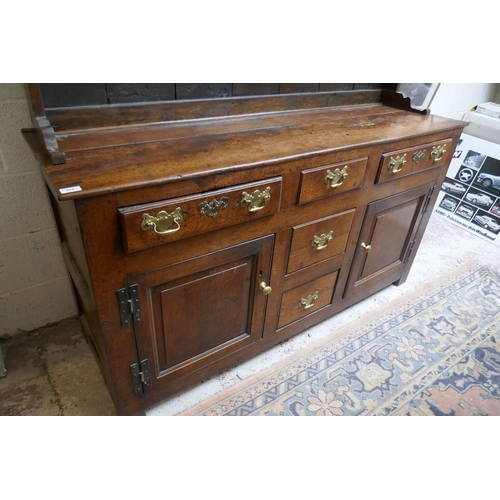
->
397, 83, 440, 110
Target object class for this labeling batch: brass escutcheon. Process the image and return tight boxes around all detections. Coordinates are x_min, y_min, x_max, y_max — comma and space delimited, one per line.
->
430, 145, 447, 162
300, 291, 319, 309
388, 154, 407, 174
311, 231, 334, 251
198, 196, 230, 218
239, 187, 271, 212
141, 207, 183, 235
325, 166, 349, 189
412, 150, 427, 164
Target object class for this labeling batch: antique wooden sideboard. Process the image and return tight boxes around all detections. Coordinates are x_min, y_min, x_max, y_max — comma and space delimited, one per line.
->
23, 84, 466, 415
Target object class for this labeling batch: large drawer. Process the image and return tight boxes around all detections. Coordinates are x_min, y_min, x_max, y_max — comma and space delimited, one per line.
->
118, 177, 282, 252
376, 138, 453, 184
278, 271, 338, 329
287, 209, 355, 274
298, 157, 367, 205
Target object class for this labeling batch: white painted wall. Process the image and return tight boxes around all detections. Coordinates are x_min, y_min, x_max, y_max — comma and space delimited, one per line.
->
0, 84, 77, 337
430, 83, 500, 119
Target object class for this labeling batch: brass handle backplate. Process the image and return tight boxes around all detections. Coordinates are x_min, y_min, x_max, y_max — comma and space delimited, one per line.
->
360, 242, 372, 252
239, 187, 271, 212
259, 282, 272, 295
325, 166, 348, 189
141, 207, 183, 235
412, 150, 427, 164
430, 145, 446, 162
311, 231, 334, 251
300, 291, 319, 309
388, 154, 407, 174
198, 196, 229, 218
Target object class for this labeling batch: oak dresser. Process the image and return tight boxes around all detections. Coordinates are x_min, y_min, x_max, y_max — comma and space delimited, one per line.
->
23, 84, 466, 415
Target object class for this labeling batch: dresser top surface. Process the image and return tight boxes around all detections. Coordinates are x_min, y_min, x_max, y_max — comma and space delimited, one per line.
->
23, 103, 466, 200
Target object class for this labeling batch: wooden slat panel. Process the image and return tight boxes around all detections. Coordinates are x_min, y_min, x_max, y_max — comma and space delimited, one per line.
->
175, 83, 232, 100
280, 83, 320, 93
57, 104, 395, 152
233, 83, 280, 96
320, 83, 354, 91
106, 84, 175, 103
40, 84, 108, 108
354, 83, 385, 89
46, 90, 383, 131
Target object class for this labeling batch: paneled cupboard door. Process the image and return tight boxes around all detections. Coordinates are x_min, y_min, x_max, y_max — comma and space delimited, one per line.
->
128, 235, 274, 391
345, 183, 435, 298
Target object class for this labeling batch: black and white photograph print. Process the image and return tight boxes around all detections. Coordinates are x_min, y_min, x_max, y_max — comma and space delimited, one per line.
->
455, 202, 477, 220
472, 210, 500, 235
434, 133, 500, 247
441, 177, 467, 197
439, 195, 458, 212
464, 187, 496, 209
472, 156, 500, 196
455, 165, 478, 185
462, 150, 486, 170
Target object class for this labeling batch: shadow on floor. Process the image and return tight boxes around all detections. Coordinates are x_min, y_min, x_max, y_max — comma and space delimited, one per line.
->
0, 318, 116, 416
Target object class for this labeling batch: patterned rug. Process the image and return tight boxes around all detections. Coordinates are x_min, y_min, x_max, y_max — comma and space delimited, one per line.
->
184, 262, 500, 416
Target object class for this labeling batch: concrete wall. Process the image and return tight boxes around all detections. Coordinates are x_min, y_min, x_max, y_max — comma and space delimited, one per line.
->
0, 82, 498, 337
0, 84, 77, 337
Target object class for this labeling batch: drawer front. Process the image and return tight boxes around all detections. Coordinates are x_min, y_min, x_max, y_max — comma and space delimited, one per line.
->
287, 209, 355, 274
278, 271, 338, 329
298, 157, 367, 205
119, 177, 282, 252
376, 138, 453, 184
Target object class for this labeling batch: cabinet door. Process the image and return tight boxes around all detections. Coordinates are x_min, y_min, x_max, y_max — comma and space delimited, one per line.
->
345, 183, 434, 299
130, 235, 274, 391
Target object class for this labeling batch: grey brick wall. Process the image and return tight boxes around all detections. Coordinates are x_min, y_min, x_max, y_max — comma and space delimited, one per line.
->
0, 84, 77, 336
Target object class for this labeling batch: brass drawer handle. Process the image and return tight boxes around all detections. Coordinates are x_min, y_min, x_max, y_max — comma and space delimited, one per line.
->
311, 231, 334, 251
388, 154, 407, 174
325, 166, 348, 189
430, 145, 447, 162
239, 187, 271, 212
300, 291, 319, 309
259, 282, 272, 295
360, 242, 371, 252
198, 196, 229, 218
141, 207, 183, 235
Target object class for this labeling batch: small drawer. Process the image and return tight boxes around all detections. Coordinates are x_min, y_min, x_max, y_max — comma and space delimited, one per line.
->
278, 271, 338, 329
376, 138, 453, 184
298, 157, 367, 205
119, 177, 282, 252
287, 209, 355, 274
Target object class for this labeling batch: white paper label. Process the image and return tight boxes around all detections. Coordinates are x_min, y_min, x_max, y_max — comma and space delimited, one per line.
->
59, 186, 82, 194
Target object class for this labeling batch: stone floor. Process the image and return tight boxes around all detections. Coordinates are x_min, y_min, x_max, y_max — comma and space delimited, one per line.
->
1, 213, 499, 416
0, 318, 116, 416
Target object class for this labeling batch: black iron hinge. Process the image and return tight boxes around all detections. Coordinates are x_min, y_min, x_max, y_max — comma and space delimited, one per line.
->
422, 185, 436, 214
130, 359, 151, 394
404, 239, 416, 264
116, 284, 142, 327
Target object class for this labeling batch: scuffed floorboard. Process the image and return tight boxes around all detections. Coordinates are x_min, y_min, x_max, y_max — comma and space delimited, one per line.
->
0, 318, 116, 416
